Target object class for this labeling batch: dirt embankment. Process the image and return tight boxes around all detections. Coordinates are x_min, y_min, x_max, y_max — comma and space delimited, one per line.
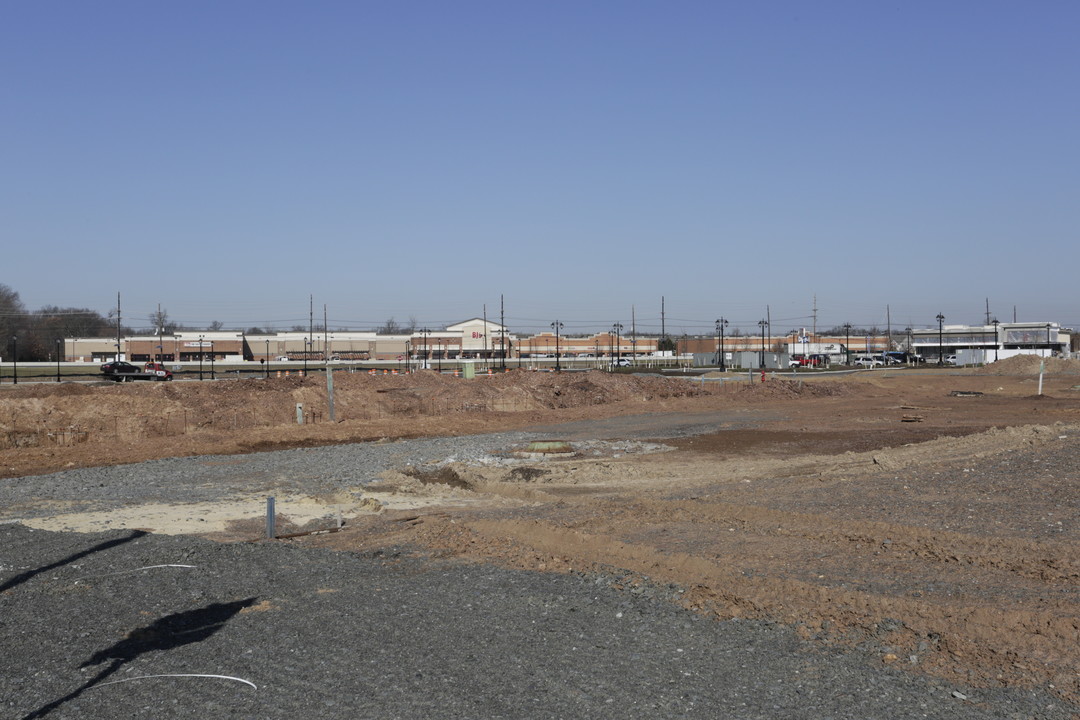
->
0, 370, 848, 479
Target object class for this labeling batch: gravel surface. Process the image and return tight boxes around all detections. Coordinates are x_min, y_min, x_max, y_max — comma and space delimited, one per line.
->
2, 420, 1077, 718
0, 433, 537, 518
3, 524, 1074, 720
0, 411, 758, 519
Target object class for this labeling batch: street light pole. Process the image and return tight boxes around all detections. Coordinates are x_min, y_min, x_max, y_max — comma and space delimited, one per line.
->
265, 339, 270, 378
199, 335, 204, 380
758, 319, 768, 368
551, 321, 563, 372
56, 339, 61, 382
715, 318, 727, 370
936, 313, 945, 365
11, 336, 16, 385
612, 323, 623, 368
992, 319, 999, 362
210, 341, 215, 380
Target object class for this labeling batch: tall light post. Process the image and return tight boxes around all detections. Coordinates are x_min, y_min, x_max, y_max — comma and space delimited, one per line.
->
758, 319, 768, 369
992, 319, 999, 362
210, 341, 216, 380
936, 313, 945, 365
265, 339, 270, 379
11, 336, 16, 385
56, 338, 61, 382
715, 318, 728, 370
612, 323, 623, 368
551, 321, 563, 372
199, 334, 204, 380
842, 323, 852, 365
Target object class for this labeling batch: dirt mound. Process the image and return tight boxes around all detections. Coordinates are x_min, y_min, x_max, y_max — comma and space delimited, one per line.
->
732, 376, 855, 400
978, 355, 1080, 375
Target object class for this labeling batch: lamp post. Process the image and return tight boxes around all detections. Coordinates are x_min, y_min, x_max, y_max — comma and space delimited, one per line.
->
612, 323, 623, 368
265, 339, 270, 378
758, 319, 768, 369
936, 313, 945, 365
11, 336, 16, 385
303, 339, 309, 377
199, 335, 204, 380
842, 323, 852, 365
551, 321, 563, 372
56, 338, 61, 382
210, 341, 215, 380
992, 319, 999, 362
715, 318, 728, 370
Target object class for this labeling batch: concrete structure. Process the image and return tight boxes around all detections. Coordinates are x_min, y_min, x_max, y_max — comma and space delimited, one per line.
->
908, 322, 1070, 364
518, 331, 659, 359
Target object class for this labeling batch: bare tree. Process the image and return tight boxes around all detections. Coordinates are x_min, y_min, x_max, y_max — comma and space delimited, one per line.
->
377, 317, 403, 334
148, 308, 177, 334
0, 284, 27, 358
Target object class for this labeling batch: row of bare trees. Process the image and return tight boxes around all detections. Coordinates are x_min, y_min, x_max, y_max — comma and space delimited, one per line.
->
0, 285, 115, 361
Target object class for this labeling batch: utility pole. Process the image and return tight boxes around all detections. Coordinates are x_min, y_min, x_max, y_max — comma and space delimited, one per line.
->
309, 295, 314, 362
661, 296, 666, 350
985, 298, 991, 326
886, 305, 891, 351
115, 292, 122, 361
500, 294, 506, 371
812, 295, 818, 340
325, 304, 335, 421
324, 304, 328, 361
767, 305, 771, 354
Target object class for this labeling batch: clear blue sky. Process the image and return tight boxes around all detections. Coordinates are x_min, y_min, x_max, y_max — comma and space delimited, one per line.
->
4, 1, 1077, 337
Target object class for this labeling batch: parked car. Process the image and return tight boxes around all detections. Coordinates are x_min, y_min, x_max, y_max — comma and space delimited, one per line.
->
944, 355, 958, 365
883, 351, 924, 364
854, 356, 883, 368
100, 360, 139, 375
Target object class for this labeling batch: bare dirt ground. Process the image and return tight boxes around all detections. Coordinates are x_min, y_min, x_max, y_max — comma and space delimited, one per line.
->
2, 355, 1079, 706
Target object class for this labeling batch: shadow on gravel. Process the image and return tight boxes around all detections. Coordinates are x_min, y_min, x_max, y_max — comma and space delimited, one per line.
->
22, 597, 258, 720
0, 529, 147, 594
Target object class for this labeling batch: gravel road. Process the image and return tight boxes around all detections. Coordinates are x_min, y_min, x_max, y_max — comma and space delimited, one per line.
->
0, 410, 766, 520
3, 524, 1074, 720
